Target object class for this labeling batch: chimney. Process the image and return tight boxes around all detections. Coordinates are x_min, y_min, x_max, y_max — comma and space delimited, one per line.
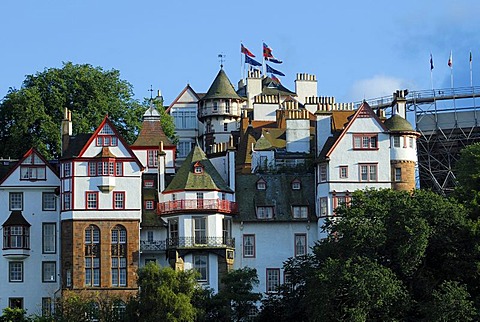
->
61, 108, 72, 155
158, 142, 166, 193
392, 89, 408, 118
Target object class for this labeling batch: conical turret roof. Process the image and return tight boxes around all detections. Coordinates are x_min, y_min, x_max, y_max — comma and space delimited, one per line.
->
202, 69, 242, 101
384, 114, 415, 133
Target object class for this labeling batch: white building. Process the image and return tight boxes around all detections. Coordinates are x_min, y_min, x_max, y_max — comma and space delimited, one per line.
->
0, 149, 60, 316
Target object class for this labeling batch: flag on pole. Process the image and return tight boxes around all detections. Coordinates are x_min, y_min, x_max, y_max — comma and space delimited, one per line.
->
241, 44, 255, 58
263, 43, 273, 59
448, 51, 453, 68
271, 74, 281, 83
266, 64, 285, 76
245, 55, 262, 67
430, 53, 434, 70
267, 57, 283, 64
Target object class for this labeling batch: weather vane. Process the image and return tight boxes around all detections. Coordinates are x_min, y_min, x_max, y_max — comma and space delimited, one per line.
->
148, 85, 154, 100
218, 53, 225, 69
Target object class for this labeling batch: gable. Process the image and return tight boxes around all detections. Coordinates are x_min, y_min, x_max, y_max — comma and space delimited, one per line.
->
0, 148, 59, 186
166, 85, 200, 113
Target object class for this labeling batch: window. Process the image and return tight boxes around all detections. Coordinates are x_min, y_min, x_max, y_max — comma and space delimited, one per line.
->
145, 200, 155, 210
295, 234, 307, 256
85, 225, 100, 287
171, 109, 197, 130
292, 206, 308, 219
42, 297, 52, 317
113, 192, 125, 209
147, 150, 158, 167
169, 219, 179, 239
291, 180, 301, 190
147, 231, 154, 243
4, 226, 29, 249
115, 162, 123, 176
63, 192, 71, 210
223, 218, 232, 243
20, 166, 46, 180
225, 100, 231, 113
194, 217, 206, 244
359, 164, 377, 182
9, 298, 23, 309
224, 123, 228, 132
89, 162, 96, 176
393, 136, 401, 148
66, 269, 72, 287
266, 268, 280, 292
395, 168, 402, 182
196, 192, 204, 208
213, 102, 218, 111
243, 234, 255, 257
86, 192, 99, 209
63, 163, 71, 177
353, 134, 378, 150
194, 166, 203, 174
319, 197, 328, 217
42, 192, 56, 211
111, 225, 127, 287
409, 137, 414, 148
333, 194, 351, 212
43, 223, 56, 253
177, 141, 193, 158
257, 206, 274, 219
96, 135, 118, 147
194, 255, 208, 282
9, 262, 23, 282
320, 165, 327, 182
339, 166, 348, 179
9, 192, 23, 210
144, 180, 154, 188
42, 262, 56, 282
256, 179, 266, 190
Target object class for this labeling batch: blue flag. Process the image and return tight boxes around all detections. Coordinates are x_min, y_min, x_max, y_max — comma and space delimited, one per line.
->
266, 64, 285, 76
267, 57, 283, 64
245, 55, 262, 67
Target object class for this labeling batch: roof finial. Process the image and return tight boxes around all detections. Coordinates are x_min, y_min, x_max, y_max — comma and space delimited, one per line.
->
149, 85, 154, 100
218, 53, 225, 69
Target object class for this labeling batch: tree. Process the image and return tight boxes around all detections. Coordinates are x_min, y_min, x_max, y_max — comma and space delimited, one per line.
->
126, 263, 199, 322
0, 62, 144, 159
265, 189, 480, 321
0, 307, 30, 322
455, 142, 480, 218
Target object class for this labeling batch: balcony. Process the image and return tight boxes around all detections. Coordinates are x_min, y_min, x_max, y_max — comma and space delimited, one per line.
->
140, 237, 235, 252
167, 237, 235, 249
157, 199, 238, 215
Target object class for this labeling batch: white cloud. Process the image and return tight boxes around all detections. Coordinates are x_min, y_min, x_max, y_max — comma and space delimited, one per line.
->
348, 75, 411, 101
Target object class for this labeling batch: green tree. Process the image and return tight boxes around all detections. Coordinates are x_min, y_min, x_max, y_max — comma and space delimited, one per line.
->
143, 97, 177, 144
455, 142, 480, 218
0, 307, 30, 322
127, 263, 199, 322
0, 62, 144, 159
266, 189, 480, 321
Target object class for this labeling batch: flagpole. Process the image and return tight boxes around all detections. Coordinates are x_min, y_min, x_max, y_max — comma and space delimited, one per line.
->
470, 51, 473, 87
449, 50, 454, 89
430, 53, 434, 90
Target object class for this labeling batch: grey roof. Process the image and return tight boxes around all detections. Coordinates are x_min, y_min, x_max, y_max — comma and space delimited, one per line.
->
235, 173, 316, 222
202, 69, 242, 101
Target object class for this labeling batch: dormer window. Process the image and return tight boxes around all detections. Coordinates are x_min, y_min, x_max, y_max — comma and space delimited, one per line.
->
3, 211, 31, 250
291, 179, 301, 190
256, 178, 266, 190
194, 162, 204, 174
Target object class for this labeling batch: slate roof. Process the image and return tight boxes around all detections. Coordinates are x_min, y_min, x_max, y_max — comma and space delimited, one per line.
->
201, 69, 242, 101
164, 144, 232, 193
384, 114, 416, 132
132, 117, 174, 147
235, 173, 316, 222
3, 210, 31, 226
261, 77, 296, 96
61, 134, 92, 159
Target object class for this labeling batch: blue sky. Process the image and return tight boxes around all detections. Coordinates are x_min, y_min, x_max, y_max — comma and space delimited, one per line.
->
1, 0, 479, 106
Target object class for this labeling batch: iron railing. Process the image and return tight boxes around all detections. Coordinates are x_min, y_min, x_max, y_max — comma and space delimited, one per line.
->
140, 240, 167, 252
157, 199, 238, 215
167, 237, 235, 248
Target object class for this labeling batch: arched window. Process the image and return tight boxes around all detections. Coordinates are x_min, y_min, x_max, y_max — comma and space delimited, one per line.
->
111, 225, 127, 287
85, 225, 100, 287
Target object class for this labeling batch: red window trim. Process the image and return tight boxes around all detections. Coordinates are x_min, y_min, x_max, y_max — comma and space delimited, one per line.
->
85, 191, 99, 210
96, 135, 118, 147
113, 192, 125, 210
339, 166, 348, 179
352, 133, 379, 150
144, 180, 154, 188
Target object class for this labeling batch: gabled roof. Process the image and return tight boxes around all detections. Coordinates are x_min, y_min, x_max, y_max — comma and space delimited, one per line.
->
324, 102, 387, 159
164, 144, 232, 193
254, 128, 286, 150
62, 134, 92, 159
132, 102, 174, 148
201, 69, 243, 101
261, 76, 296, 96
166, 84, 201, 113
0, 148, 59, 185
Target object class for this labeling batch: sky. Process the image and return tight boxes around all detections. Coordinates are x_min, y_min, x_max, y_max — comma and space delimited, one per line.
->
1, 0, 480, 106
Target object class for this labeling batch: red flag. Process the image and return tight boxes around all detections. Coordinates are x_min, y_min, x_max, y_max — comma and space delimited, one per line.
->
263, 42, 273, 58
241, 44, 255, 58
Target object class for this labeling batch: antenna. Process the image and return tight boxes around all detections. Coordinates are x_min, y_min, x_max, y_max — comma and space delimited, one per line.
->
218, 53, 225, 69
